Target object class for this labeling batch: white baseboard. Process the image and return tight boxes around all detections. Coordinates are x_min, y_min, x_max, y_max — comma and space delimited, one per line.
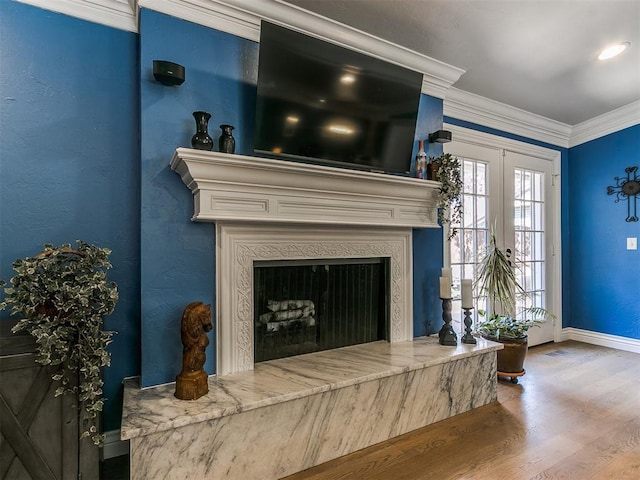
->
561, 327, 640, 354
102, 429, 129, 460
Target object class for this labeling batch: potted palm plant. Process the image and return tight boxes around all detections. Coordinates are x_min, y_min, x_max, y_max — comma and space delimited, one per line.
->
474, 230, 553, 383
426, 152, 463, 239
0, 241, 118, 444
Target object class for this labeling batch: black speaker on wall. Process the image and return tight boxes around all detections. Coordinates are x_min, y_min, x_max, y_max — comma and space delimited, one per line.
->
428, 130, 452, 143
153, 60, 185, 86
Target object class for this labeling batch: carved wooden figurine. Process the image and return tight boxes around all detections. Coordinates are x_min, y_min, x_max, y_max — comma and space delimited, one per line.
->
175, 301, 213, 400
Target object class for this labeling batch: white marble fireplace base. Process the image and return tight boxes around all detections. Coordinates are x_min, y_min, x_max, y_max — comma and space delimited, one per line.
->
121, 337, 501, 480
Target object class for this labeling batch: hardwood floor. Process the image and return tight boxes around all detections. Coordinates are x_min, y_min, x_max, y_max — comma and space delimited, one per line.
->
283, 341, 640, 480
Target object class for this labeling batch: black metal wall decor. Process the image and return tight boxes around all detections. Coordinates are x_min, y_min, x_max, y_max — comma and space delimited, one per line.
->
607, 166, 639, 222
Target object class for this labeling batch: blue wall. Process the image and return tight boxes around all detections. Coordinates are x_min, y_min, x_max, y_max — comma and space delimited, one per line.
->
567, 125, 640, 339
139, 9, 259, 387
138, 9, 445, 387
414, 96, 446, 336
0, 0, 140, 431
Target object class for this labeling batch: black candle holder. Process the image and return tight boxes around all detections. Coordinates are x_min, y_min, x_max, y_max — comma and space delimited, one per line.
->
438, 298, 457, 346
461, 307, 477, 344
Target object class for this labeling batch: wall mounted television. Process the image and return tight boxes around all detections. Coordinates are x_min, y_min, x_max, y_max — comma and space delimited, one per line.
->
254, 21, 423, 175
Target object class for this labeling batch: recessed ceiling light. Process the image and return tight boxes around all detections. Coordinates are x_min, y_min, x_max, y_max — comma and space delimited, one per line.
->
598, 42, 630, 60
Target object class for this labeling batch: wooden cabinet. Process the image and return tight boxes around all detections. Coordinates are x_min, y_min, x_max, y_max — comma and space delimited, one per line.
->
0, 321, 98, 479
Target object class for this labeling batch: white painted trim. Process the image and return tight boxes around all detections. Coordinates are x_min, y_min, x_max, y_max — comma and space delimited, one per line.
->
569, 100, 640, 147
444, 123, 562, 161
562, 328, 640, 355
14, 0, 138, 32
139, 0, 259, 40
138, 0, 465, 99
444, 86, 639, 149
550, 154, 563, 346
171, 149, 440, 228
19, 0, 464, 97
101, 429, 129, 460
215, 224, 414, 375
444, 88, 572, 148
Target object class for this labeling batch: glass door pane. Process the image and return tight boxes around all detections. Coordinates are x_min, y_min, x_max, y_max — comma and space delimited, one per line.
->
513, 168, 545, 316
504, 151, 554, 346
445, 140, 503, 335
450, 159, 489, 334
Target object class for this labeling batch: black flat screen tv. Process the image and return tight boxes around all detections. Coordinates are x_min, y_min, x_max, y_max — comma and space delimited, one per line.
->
254, 21, 423, 175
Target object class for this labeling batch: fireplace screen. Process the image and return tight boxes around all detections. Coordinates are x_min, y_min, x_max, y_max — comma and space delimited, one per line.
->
254, 258, 389, 362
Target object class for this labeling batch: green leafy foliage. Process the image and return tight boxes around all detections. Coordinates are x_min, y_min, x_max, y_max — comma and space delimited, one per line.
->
474, 230, 554, 340
476, 313, 541, 340
474, 231, 525, 318
0, 241, 118, 445
428, 152, 463, 240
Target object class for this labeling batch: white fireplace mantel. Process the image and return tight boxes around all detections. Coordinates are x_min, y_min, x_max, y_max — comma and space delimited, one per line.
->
170, 148, 440, 228
171, 148, 442, 375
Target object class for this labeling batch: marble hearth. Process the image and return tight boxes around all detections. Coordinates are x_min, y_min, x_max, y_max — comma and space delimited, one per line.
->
121, 337, 501, 480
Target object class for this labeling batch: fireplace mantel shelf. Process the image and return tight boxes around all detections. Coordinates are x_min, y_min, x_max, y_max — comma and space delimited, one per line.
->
171, 148, 440, 228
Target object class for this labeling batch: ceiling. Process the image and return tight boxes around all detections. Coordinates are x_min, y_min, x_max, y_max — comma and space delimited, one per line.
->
285, 0, 640, 126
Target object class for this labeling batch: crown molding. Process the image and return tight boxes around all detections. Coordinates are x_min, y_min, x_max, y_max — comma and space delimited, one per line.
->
444, 87, 572, 148
138, 0, 258, 39
26, 0, 637, 146
16, 0, 465, 97
444, 123, 562, 162
138, 0, 465, 99
569, 100, 640, 147
15, 0, 138, 32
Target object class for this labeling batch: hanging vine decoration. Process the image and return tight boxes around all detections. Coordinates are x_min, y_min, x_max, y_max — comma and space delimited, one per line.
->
607, 166, 639, 222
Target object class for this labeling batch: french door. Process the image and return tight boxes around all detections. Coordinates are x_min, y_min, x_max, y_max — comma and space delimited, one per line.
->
444, 127, 559, 346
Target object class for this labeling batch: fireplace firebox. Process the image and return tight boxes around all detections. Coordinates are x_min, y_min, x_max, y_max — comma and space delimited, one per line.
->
254, 258, 389, 362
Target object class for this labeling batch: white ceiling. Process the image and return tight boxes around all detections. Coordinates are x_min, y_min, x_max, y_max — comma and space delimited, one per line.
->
285, 0, 640, 126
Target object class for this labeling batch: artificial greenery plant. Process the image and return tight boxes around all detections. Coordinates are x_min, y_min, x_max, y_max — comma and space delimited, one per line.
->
428, 152, 463, 240
0, 241, 118, 445
476, 314, 541, 341
474, 229, 553, 340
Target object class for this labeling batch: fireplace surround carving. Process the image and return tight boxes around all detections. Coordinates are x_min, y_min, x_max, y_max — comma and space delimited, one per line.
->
216, 224, 411, 374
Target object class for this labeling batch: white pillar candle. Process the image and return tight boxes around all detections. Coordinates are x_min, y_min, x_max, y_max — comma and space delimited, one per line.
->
441, 267, 452, 280
439, 276, 452, 299
461, 279, 473, 309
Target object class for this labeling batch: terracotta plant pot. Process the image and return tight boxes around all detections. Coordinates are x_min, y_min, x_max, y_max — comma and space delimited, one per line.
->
490, 335, 528, 373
